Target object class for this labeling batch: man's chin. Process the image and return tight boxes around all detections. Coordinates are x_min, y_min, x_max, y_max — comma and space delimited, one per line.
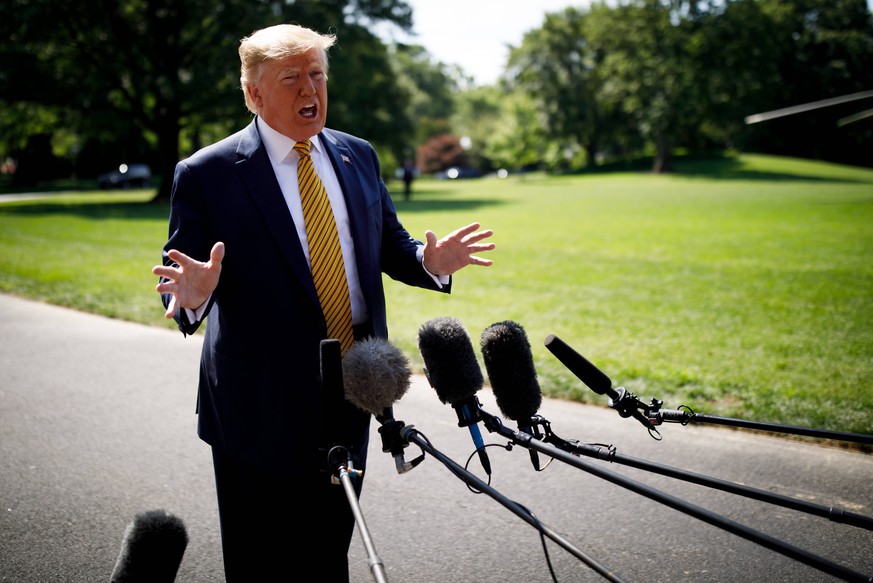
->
291, 119, 326, 141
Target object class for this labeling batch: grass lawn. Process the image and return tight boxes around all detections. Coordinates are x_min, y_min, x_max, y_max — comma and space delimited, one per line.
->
1, 153, 871, 440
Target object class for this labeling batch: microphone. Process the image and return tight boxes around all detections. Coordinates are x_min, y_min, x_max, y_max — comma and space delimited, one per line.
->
342, 337, 423, 473
343, 336, 412, 417
417, 317, 492, 476
320, 339, 354, 475
480, 320, 543, 470
543, 334, 659, 429
110, 509, 188, 583
543, 334, 616, 398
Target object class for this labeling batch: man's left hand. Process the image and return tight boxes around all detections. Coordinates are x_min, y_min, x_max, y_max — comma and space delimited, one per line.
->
422, 222, 495, 276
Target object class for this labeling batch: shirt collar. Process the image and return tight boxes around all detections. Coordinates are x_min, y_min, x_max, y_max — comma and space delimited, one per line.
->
256, 116, 323, 164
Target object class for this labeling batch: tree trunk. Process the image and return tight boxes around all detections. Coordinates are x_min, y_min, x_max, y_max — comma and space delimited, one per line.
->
150, 115, 181, 204
584, 138, 600, 168
652, 131, 672, 173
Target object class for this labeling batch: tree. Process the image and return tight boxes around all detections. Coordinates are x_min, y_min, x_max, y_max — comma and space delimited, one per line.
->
0, 0, 415, 200
507, 7, 606, 169
482, 92, 546, 173
389, 43, 460, 142
451, 85, 506, 174
584, 0, 699, 173
746, 0, 873, 166
416, 134, 467, 174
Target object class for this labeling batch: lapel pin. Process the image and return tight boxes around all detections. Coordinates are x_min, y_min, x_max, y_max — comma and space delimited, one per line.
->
341, 155, 351, 164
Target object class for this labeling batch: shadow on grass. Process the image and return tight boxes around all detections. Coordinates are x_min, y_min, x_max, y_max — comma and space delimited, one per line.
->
391, 197, 504, 213
580, 153, 873, 184
0, 199, 171, 220
0, 193, 503, 219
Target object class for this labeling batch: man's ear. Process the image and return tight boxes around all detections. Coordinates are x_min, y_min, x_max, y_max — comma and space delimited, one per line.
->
245, 83, 261, 109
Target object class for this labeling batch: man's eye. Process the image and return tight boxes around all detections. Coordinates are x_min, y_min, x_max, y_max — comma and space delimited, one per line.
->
283, 75, 299, 83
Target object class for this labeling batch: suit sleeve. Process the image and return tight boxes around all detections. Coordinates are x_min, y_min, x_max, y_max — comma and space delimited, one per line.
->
159, 160, 218, 336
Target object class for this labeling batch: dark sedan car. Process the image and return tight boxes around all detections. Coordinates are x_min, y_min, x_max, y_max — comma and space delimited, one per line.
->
97, 163, 152, 189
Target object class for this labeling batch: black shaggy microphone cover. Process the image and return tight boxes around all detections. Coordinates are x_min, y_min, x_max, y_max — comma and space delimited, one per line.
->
110, 509, 188, 583
417, 316, 484, 404
343, 336, 413, 415
480, 320, 542, 422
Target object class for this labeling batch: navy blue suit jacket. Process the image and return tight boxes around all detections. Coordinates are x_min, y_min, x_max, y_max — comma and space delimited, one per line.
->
161, 119, 450, 474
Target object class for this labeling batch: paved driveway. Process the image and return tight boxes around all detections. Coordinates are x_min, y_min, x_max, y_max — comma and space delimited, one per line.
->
1, 293, 871, 582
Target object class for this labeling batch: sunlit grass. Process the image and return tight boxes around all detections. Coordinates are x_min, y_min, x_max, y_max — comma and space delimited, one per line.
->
1, 156, 871, 438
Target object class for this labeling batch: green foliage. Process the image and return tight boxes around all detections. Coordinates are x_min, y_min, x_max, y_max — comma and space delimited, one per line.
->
1, 155, 871, 439
501, 0, 873, 174
1, 0, 871, 204
481, 93, 546, 172
0, 0, 417, 197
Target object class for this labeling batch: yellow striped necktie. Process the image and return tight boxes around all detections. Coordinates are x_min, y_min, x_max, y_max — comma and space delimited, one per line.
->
294, 140, 355, 352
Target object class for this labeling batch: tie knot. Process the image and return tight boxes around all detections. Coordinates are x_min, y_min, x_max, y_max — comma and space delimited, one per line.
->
294, 140, 311, 158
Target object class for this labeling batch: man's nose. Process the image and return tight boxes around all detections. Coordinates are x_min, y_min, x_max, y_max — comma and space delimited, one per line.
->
299, 76, 316, 95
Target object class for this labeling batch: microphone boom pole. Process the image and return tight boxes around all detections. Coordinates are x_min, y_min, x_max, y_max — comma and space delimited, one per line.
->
531, 416, 873, 532
478, 412, 873, 583
392, 422, 629, 583
331, 447, 389, 583
656, 408, 873, 445
321, 339, 389, 583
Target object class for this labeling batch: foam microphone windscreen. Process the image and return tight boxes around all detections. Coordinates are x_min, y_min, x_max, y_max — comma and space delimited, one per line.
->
110, 509, 188, 583
417, 316, 484, 405
343, 337, 412, 415
481, 320, 542, 421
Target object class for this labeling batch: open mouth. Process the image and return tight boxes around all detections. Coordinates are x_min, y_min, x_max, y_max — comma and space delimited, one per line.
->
300, 104, 318, 119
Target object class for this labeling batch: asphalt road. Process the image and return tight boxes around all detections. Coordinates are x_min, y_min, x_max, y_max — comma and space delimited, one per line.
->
1, 293, 871, 583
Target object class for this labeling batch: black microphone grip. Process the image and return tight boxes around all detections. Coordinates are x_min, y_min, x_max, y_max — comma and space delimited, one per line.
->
658, 409, 692, 424
544, 334, 617, 398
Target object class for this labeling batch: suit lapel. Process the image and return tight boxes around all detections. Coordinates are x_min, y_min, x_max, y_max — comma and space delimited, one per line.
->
235, 120, 321, 309
319, 130, 369, 250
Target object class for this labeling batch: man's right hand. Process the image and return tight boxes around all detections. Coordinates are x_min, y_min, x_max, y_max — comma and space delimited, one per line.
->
152, 242, 225, 319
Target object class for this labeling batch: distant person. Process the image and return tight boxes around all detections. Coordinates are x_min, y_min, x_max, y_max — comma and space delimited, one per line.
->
402, 159, 415, 201
151, 23, 494, 583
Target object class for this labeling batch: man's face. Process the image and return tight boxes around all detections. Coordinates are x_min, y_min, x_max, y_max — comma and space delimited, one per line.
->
246, 48, 328, 142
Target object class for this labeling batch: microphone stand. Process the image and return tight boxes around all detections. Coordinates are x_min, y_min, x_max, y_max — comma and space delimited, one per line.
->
378, 419, 629, 583
327, 445, 389, 583
475, 409, 873, 583
524, 414, 873, 531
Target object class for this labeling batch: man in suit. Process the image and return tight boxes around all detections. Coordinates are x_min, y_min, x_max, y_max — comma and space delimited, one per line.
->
151, 23, 494, 582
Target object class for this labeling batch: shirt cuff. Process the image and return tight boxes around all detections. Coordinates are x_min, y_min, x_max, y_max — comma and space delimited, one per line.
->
184, 295, 211, 324
418, 244, 450, 288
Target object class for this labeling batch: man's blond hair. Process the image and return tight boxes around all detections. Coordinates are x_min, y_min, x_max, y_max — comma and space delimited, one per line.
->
239, 24, 336, 113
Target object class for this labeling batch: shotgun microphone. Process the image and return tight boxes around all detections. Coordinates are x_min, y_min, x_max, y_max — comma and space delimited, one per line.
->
110, 509, 188, 583
544, 334, 661, 430
481, 320, 543, 470
418, 317, 492, 476
544, 334, 616, 398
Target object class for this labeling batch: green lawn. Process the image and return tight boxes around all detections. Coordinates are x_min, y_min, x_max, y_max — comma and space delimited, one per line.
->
2, 153, 871, 439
